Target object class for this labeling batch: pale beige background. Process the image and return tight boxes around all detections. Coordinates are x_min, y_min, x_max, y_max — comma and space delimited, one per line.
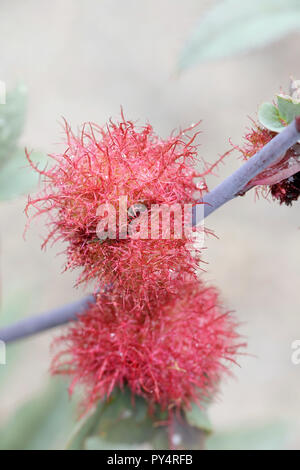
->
0, 0, 300, 448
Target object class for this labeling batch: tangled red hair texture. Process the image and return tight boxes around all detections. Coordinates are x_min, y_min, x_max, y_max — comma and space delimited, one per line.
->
232, 120, 300, 204
26, 115, 242, 412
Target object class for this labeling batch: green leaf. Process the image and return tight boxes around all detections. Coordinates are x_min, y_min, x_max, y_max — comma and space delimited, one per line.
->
151, 428, 169, 450
0, 84, 47, 201
0, 380, 77, 450
84, 390, 156, 448
66, 402, 105, 450
277, 95, 300, 124
185, 402, 212, 434
258, 102, 285, 132
67, 389, 211, 451
66, 388, 169, 450
206, 421, 291, 450
0, 148, 47, 200
0, 84, 27, 163
84, 437, 142, 450
179, 0, 300, 69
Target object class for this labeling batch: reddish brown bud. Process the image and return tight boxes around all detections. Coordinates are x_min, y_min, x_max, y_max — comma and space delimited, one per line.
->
295, 115, 300, 133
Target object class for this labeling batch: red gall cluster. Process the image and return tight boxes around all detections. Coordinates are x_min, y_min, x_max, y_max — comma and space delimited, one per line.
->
26, 115, 241, 411
26, 117, 204, 297
233, 121, 300, 205
52, 278, 241, 412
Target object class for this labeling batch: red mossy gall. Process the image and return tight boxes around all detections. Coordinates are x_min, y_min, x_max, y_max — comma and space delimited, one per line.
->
51, 277, 242, 412
233, 121, 300, 205
26, 113, 242, 413
25, 115, 209, 298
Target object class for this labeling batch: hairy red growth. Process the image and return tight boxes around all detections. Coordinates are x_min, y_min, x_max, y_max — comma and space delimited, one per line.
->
232, 121, 300, 204
26, 114, 242, 412
26, 117, 210, 298
52, 278, 242, 412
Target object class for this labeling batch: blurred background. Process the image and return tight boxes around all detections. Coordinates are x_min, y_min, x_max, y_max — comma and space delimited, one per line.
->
0, 0, 300, 449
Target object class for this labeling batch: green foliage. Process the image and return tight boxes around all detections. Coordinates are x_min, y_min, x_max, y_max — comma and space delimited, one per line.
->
0, 148, 46, 200
0, 84, 26, 163
0, 290, 76, 451
66, 388, 213, 450
0, 380, 77, 450
0, 84, 47, 201
66, 388, 169, 450
185, 402, 212, 434
277, 95, 300, 123
179, 0, 300, 70
66, 402, 105, 450
258, 102, 285, 133
206, 421, 292, 450
84, 437, 139, 450
258, 94, 300, 135
0, 379, 291, 450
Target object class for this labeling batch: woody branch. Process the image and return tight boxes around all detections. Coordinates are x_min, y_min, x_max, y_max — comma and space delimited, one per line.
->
1, 118, 300, 344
